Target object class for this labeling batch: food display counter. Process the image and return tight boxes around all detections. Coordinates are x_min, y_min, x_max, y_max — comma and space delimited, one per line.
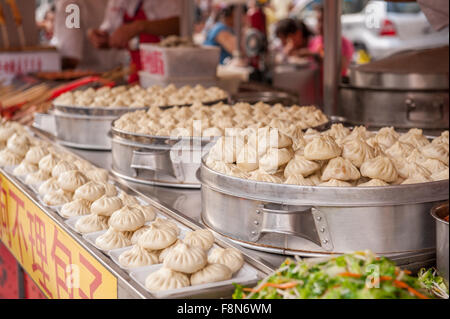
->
0, 0, 448, 302
70, 146, 444, 272
3, 93, 449, 299
0, 127, 275, 299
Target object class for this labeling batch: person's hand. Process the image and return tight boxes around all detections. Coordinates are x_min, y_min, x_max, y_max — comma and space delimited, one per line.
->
88, 29, 110, 48
109, 21, 142, 49
283, 38, 295, 57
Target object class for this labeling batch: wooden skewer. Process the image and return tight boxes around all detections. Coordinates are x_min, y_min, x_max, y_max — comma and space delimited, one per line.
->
1, 84, 50, 108
0, 84, 30, 101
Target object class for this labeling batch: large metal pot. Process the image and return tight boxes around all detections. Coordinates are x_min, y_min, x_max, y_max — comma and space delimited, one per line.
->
431, 202, 449, 283
199, 159, 449, 257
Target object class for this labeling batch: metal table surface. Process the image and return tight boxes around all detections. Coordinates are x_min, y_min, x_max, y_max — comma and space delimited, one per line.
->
70, 148, 438, 273
70, 148, 288, 270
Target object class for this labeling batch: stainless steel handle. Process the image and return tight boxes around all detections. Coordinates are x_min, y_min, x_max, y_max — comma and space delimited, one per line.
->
131, 149, 185, 181
406, 97, 445, 123
249, 204, 333, 251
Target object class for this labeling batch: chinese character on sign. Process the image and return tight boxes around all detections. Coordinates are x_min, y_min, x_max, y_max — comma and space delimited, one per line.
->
142, 51, 164, 75
50, 226, 74, 299
78, 254, 102, 299
0, 178, 12, 246
26, 210, 52, 298
9, 190, 28, 263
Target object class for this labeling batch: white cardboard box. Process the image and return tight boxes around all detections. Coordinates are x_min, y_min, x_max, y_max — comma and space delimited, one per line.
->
139, 71, 218, 89
140, 44, 219, 80
0, 49, 61, 84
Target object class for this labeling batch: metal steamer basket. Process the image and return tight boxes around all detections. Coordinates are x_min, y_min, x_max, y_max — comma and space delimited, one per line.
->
110, 125, 216, 188
339, 47, 449, 131
33, 104, 149, 150
34, 97, 229, 151
110, 107, 330, 189
198, 160, 449, 258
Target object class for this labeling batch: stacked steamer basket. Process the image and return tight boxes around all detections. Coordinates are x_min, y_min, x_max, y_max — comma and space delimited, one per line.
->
199, 124, 449, 258
108, 85, 230, 188
340, 47, 449, 132
36, 84, 229, 151
41, 86, 150, 150
109, 102, 329, 188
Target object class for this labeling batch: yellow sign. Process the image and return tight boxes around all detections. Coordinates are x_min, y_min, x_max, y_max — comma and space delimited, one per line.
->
0, 172, 118, 299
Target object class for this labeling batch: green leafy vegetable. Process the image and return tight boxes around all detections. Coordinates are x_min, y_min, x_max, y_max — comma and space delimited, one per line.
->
233, 251, 436, 300
417, 268, 449, 299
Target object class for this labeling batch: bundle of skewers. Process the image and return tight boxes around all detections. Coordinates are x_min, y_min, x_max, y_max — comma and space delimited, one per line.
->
0, 66, 132, 125
0, 82, 51, 124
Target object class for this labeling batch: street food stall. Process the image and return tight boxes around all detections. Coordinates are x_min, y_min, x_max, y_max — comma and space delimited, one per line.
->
0, 0, 448, 300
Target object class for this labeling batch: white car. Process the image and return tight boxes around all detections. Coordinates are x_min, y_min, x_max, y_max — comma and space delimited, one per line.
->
291, 0, 449, 60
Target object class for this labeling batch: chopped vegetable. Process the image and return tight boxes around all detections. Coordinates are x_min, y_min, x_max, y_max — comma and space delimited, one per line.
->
233, 251, 436, 299
418, 268, 449, 299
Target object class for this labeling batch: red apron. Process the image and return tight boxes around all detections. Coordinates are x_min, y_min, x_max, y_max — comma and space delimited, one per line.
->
123, 0, 161, 83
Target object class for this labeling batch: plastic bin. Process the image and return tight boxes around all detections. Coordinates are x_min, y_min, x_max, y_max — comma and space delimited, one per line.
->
140, 44, 220, 79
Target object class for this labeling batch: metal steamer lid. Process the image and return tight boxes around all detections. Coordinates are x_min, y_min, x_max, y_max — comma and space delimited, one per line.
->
231, 91, 299, 105
53, 103, 149, 116
110, 123, 217, 147
199, 159, 449, 207
52, 97, 229, 116
349, 46, 449, 90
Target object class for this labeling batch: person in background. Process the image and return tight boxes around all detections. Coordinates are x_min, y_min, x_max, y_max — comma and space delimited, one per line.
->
202, 3, 221, 38
247, 0, 267, 36
88, 0, 181, 83
204, 4, 247, 65
50, 0, 126, 71
36, 4, 55, 44
247, 0, 268, 79
274, 18, 314, 62
307, 4, 354, 76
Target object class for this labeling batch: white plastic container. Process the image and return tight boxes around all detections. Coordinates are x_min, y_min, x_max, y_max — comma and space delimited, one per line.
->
139, 71, 218, 89
140, 44, 220, 79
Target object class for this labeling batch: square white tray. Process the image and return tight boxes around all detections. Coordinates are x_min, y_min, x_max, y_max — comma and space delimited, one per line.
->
64, 215, 84, 233
130, 263, 259, 299
82, 215, 191, 254
107, 228, 204, 272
